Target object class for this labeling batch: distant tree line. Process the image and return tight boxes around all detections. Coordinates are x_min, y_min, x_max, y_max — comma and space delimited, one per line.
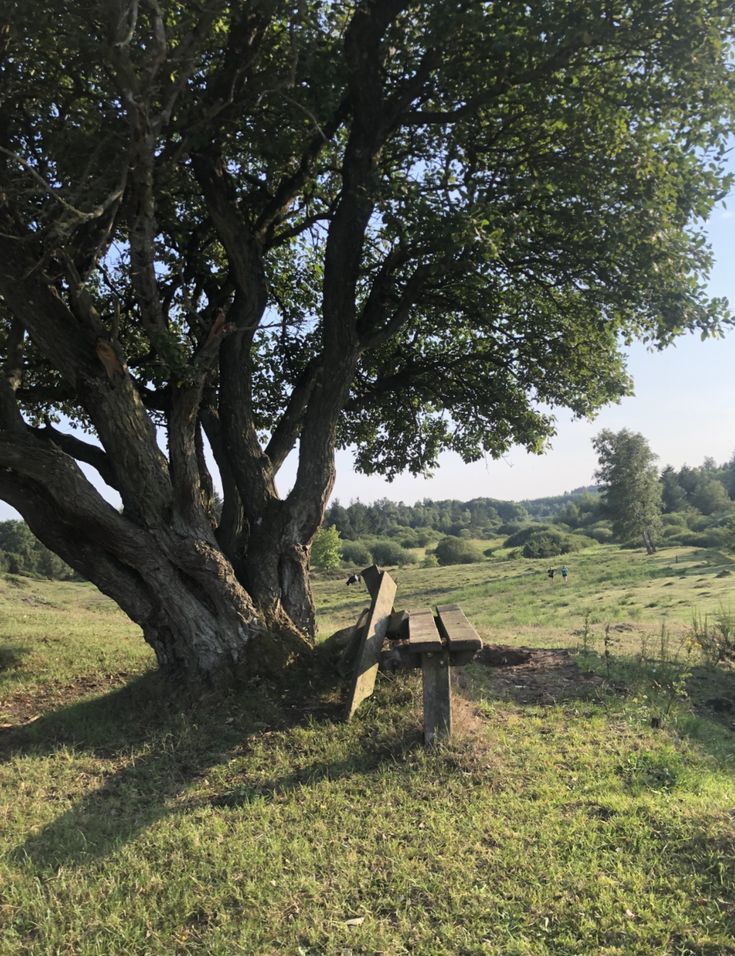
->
0, 522, 77, 580
316, 451, 735, 569
5, 451, 734, 579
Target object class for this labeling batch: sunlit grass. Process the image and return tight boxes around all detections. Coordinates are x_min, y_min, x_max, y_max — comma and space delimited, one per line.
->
1, 545, 735, 954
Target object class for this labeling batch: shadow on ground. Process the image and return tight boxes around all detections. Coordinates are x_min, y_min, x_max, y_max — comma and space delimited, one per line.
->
0, 644, 30, 674
2, 664, 422, 872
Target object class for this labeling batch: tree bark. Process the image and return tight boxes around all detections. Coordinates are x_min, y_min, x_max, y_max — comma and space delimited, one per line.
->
0, 429, 309, 687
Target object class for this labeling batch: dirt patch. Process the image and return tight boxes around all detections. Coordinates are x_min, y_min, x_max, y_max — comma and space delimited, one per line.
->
475, 645, 532, 667
0, 671, 133, 731
464, 644, 605, 705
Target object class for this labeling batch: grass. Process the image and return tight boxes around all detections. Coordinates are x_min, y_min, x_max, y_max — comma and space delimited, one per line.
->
2, 544, 735, 954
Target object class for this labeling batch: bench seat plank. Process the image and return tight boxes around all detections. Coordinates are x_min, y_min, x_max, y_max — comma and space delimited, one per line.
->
407, 608, 443, 653
436, 603, 482, 652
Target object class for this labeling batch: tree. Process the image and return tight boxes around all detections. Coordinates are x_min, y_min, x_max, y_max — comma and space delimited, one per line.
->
660, 465, 688, 514
310, 524, 342, 571
691, 476, 732, 516
593, 430, 663, 553
0, 1, 733, 685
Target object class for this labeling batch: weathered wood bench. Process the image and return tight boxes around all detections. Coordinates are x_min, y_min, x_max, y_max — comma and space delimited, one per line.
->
406, 603, 481, 743
343, 566, 482, 744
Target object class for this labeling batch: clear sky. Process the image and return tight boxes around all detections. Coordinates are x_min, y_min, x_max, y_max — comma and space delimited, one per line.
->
1, 158, 733, 521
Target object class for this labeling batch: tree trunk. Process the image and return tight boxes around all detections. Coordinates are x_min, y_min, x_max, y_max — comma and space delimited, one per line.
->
0, 437, 311, 687
642, 529, 657, 555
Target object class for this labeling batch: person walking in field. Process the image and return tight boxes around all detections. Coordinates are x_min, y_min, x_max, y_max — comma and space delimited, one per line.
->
561, 565, 569, 585
547, 567, 555, 582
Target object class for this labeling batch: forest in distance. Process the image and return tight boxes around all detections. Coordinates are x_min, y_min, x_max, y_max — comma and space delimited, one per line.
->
3, 446, 734, 581
316, 448, 735, 569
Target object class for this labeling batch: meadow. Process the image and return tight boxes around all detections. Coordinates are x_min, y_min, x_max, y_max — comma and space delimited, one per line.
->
1, 543, 734, 955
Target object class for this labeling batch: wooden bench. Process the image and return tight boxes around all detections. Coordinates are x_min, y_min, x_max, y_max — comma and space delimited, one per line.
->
407, 603, 481, 744
343, 566, 481, 744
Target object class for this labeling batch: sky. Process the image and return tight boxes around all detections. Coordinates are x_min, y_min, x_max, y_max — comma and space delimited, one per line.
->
1, 159, 733, 521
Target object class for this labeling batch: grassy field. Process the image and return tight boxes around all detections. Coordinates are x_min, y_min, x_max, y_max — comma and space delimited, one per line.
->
1, 544, 735, 954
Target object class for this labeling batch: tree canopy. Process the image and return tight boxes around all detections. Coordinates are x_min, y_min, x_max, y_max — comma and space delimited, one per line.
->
0, 0, 733, 682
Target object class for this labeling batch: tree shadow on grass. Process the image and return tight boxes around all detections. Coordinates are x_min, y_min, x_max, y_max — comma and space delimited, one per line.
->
4, 668, 422, 872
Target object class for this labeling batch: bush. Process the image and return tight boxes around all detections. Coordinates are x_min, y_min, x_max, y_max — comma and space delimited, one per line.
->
691, 606, 735, 665
585, 524, 614, 544
311, 524, 342, 571
662, 512, 688, 527
340, 540, 372, 566
371, 539, 417, 566
497, 520, 531, 537
434, 536, 483, 566
671, 530, 728, 548
521, 528, 589, 559
503, 524, 552, 549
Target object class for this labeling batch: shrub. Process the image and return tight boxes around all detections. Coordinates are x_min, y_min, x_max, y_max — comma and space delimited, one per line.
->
503, 524, 552, 549
585, 524, 614, 543
421, 554, 439, 568
675, 530, 728, 548
521, 528, 589, 559
662, 512, 688, 527
434, 536, 483, 566
371, 539, 417, 566
311, 524, 342, 571
691, 606, 735, 665
340, 540, 372, 566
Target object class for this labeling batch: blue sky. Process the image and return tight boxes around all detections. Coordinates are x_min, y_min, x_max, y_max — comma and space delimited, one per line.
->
1, 159, 733, 521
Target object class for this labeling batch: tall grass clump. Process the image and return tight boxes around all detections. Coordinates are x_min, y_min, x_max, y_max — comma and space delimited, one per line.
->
691, 606, 735, 665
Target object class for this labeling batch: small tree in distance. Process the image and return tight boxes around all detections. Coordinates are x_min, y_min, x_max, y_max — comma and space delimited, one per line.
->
593, 430, 663, 554
310, 525, 342, 572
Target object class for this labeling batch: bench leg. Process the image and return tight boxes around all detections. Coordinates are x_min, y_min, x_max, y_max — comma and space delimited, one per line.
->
421, 651, 452, 744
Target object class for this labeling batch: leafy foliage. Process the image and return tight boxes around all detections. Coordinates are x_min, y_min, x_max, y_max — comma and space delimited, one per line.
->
434, 536, 483, 566
521, 528, 591, 559
594, 430, 664, 553
310, 524, 342, 572
0, 521, 75, 579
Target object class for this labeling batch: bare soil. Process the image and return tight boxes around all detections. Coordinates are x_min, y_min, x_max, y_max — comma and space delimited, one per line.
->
464, 644, 605, 705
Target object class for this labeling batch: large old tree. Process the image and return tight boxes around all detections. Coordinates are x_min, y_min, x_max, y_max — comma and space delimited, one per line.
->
0, 0, 733, 684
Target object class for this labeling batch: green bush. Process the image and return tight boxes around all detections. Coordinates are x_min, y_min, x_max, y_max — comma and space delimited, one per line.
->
498, 521, 533, 538
371, 539, 417, 566
672, 530, 728, 548
503, 524, 552, 549
434, 536, 483, 566
521, 528, 589, 559
311, 524, 342, 571
691, 606, 735, 665
340, 540, 372, 566
585, 524, 614, 543
662, 512, 688, 527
